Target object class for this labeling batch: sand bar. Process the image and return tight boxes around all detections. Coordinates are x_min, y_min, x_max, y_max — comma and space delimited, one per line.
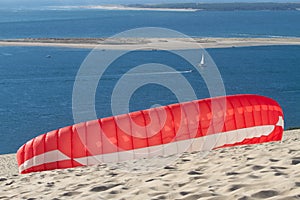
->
0, 129, 299, 199
50, 5, 199, 12
1, 37, 300, 50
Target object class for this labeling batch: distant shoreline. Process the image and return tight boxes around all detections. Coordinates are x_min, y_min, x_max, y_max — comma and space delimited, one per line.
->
49, 5, 198, 12
126, 2, 300, 11
48, 3, 300, 12
1, 37, 300, 50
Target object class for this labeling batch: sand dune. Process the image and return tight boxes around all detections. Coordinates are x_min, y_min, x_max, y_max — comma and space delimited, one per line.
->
0, 129, 299, 199
0, 37, 300, 50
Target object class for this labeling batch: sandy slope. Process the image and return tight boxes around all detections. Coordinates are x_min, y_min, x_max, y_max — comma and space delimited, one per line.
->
0, 37, 300, 50
0, 129, 299, 199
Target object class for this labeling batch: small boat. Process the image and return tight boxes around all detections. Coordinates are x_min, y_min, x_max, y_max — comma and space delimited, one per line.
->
46, 55, 52, 58
198, 53, 205, 68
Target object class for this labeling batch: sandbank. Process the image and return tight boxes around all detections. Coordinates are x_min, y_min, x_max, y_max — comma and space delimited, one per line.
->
0, 37, 300, 50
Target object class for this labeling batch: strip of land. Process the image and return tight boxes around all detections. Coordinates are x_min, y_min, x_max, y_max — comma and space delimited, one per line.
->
1, 37, 300, 50
0, 129, 299, 199
127, 2, 300, 11
50, 3, 300, 11
51, 5, 198, 12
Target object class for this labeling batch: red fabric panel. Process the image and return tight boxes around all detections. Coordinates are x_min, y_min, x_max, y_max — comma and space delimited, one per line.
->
142, 110, 151, 127
45, 130, 58, 152
146, 109, 164, 147
268, 104, 276, 125
85, 119, 102, 156
224, 98, 236, 132
258, 98, 269, 125
230, 97, 246, 129
100, 117, 118, 154
24, 139, 34, 171
32, 134, 45, 157
248, 96, 263, 126
131, 110, 146, 127
199, 100, 212, 136
161, 106, 176, 144
130, 111, 148, 149
32, 134, 46, 171
170, 103, 189, 141
57, 126, 72, 168
44, 130, 58, 170
211, 97, 226, 134
240, 96, 255, 128
115, 114, 134, 151
182, 101, 199, 139
16, 145, 25, 166
72, 123, 88, 158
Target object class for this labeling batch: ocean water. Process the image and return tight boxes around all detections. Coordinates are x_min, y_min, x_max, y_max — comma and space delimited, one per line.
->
0, 45, 299, 154
0, 9, 299, 38
0, 9, 299, 154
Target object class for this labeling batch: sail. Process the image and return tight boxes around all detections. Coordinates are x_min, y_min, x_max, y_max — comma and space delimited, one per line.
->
200, 53, 205, 65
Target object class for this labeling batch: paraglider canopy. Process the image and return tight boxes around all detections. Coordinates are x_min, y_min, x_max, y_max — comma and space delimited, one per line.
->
17, 94, 284, 174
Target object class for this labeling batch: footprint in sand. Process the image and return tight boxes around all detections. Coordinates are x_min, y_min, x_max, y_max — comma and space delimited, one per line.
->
251, 190, 279, 198
109, 190, 119, 194
164, 166, 177, 170
90, 184, 120, 192
226, 172, 240, 176
291, 159, 300, 165
270, 166, 288, 170
228, 184, 247, 192
274, 171, 288, 176
159, 173, 168, 177
248, 174, 260, 179
180, 191, 191, 196
238, 196, 250, 200
45, 182, 55, 187
176, 194, 209, 200
145, 178, 156, 182
151, 195, 167, 200
252, 165, 265, 171
61, 191, 81, 196
187, 171, 202, 175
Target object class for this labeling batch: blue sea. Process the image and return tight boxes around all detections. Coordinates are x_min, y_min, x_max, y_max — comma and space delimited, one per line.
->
0, 9, 299, 154
0, 9, 300, 38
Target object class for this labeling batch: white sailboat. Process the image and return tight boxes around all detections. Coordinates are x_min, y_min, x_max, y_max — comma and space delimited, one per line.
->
198, 53, 205, 68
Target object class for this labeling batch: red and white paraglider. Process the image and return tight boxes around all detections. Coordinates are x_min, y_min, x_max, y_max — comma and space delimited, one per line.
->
17, 94, 284, 174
